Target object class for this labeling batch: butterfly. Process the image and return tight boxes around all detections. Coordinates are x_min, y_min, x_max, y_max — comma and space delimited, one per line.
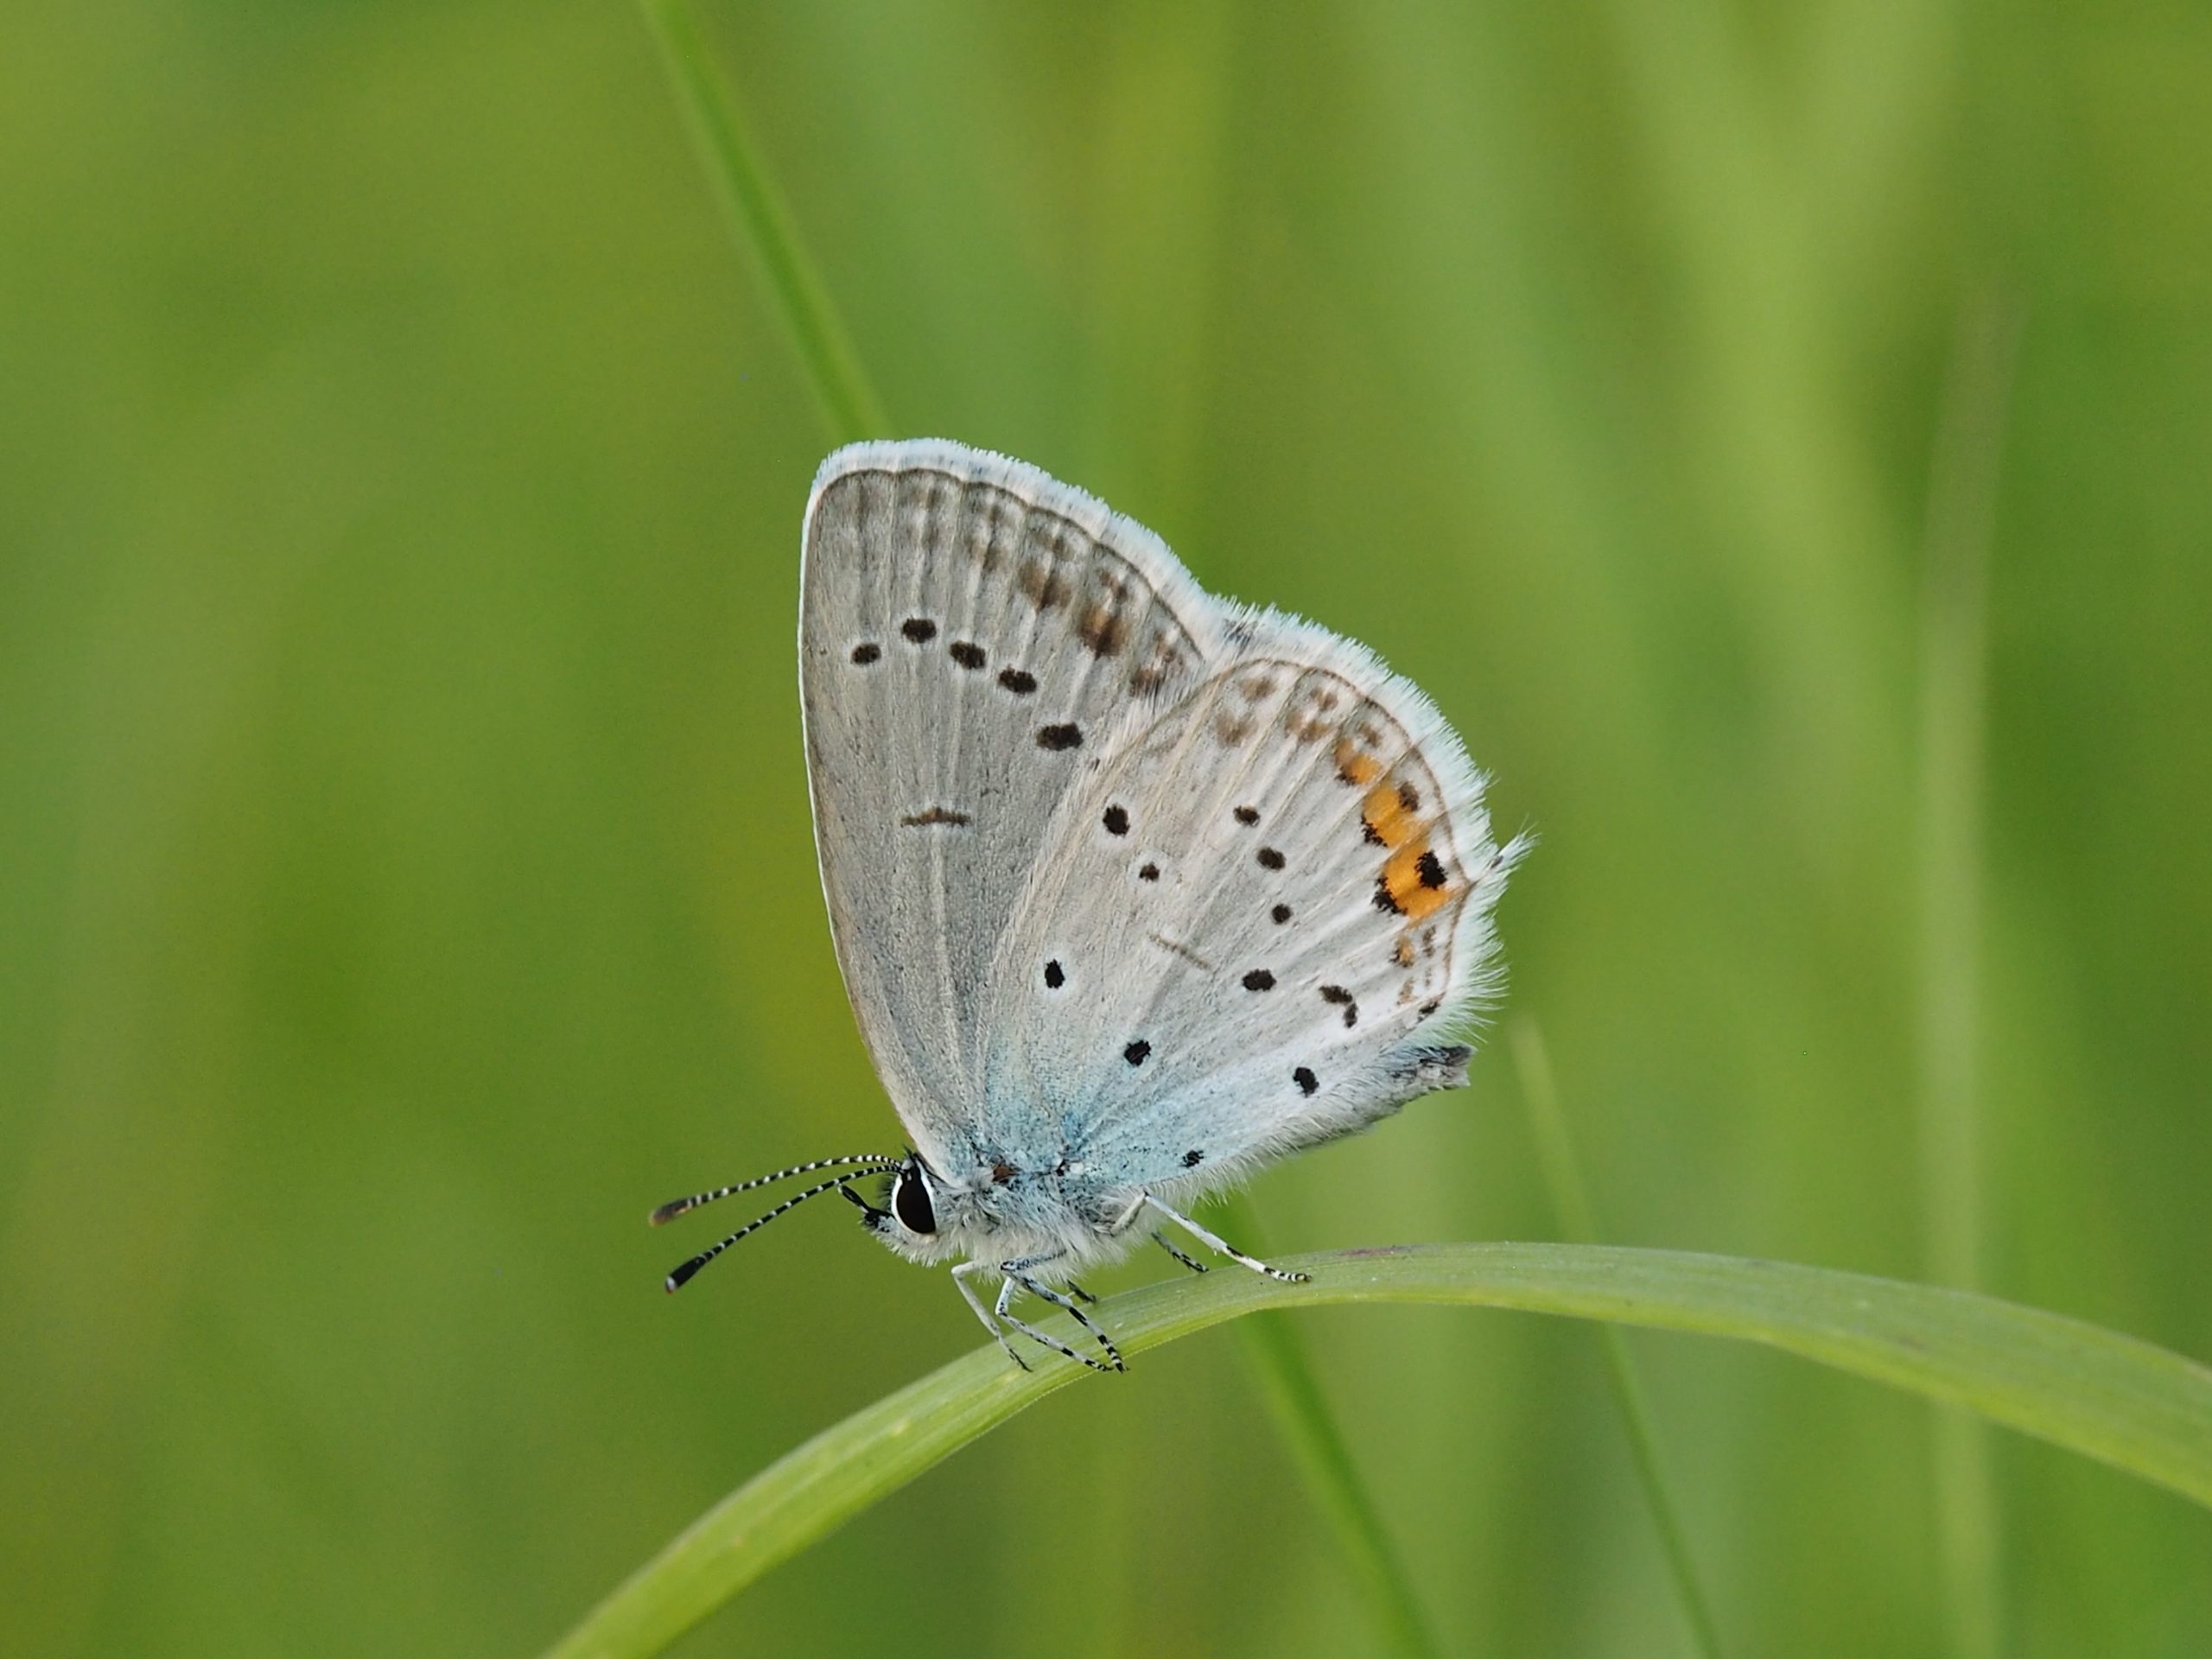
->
653, 440, 1525, 1371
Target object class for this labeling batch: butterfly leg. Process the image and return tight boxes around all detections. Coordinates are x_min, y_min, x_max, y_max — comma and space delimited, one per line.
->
1152, 1230, 1210, 1274
994, 1264, 1122, 1373
1007, 1270, 1124, 1371
1143, 1197, 1311, 1284
950, 1259, 1032, 1372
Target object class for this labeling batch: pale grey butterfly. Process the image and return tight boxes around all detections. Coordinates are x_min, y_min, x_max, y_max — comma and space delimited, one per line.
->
653, 439, 1526, 1371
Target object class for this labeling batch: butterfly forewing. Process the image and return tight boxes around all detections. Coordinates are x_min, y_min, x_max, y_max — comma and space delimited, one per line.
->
982, 611, 1522, 1194
800, 442, 1221, 1164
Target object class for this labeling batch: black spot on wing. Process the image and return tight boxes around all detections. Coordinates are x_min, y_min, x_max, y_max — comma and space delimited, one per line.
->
1037, 722, 1083, 752
1270, 903, 1292, 925
949, 640, 987, 670
1103, 804, 1129, 836
1181, 1148, 1204, 1168
998, 667, 1038, 696
1293, 1066, 1319, 1096
900, 617, 938, 644
1242, 969, 1276, 992
1233, 805, 1259, 825
1043, 960, 1065, 989
1123, 1039, 1150, 1066
849, 642, 880, 665
1256, 847, 1286, 871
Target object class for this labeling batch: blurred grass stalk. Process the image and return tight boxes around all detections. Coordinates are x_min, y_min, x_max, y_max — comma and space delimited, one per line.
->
1205, 1194, 1444, 1659
1511, 1020, 1726, 1659
1916, 290, 2024, 1659
638, 0, 887, 444
634, 7, 1427, 1649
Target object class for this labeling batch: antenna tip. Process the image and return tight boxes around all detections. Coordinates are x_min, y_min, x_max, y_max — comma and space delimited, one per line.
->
665, 1256, 706, 1293
649, 1198, 690, 1227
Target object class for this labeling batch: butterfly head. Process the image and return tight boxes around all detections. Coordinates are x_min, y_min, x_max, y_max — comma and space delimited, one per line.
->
845, 1151, 969, 1267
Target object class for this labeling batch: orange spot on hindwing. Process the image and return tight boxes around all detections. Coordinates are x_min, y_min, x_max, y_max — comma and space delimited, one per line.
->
1334, 736, 1382, 785
1361, 780, 1418, 848
1380, 836, 1453, 922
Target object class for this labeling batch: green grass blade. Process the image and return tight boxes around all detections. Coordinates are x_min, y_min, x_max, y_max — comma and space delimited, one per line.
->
1511, 1021, 1726, 1659
637, 0, 889, 443
543, 1243, 2212, 1659
1206, 1196, 1443, 1659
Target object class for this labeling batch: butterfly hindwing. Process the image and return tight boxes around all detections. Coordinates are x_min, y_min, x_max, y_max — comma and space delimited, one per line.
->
800, 442, 1221, 1165
983, 609, 1525, 1196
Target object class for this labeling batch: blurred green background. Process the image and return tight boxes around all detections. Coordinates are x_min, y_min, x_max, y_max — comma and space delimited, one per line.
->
5, 2, 2209, 1654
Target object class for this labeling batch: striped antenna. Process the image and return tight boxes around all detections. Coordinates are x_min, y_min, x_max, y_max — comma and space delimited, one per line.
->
664, 1170, 897, 1292
649, 1154, 902, 1226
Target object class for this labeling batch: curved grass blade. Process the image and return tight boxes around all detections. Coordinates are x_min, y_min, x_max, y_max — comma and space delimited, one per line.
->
543, 1242, 2212, 1659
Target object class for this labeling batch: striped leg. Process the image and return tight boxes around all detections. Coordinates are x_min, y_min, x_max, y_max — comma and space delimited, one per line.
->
1143, 1196, 1309, 1283
1005, 1270, 1125, 1372
1153, 1230, 1210, 1274
989, 1256, 1122, 1373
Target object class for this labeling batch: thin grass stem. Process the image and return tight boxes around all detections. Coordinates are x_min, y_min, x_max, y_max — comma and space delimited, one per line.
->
637, 0, 889, 443
1916, 288, 2024, 1659
633, 19, 1432, 1652
1510, 1020, 1726, 1659
1208, 1194, 1443, 1659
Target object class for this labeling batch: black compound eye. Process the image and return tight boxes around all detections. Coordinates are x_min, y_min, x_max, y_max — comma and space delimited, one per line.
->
892, 1170, 937, 1236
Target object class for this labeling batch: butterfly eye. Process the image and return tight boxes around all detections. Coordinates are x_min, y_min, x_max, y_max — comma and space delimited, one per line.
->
892, 1169, 938, 1236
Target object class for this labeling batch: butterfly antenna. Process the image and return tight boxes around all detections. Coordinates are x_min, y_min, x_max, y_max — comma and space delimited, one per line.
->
663, 1171, 898, 1293
649, 1154, 902, 1226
